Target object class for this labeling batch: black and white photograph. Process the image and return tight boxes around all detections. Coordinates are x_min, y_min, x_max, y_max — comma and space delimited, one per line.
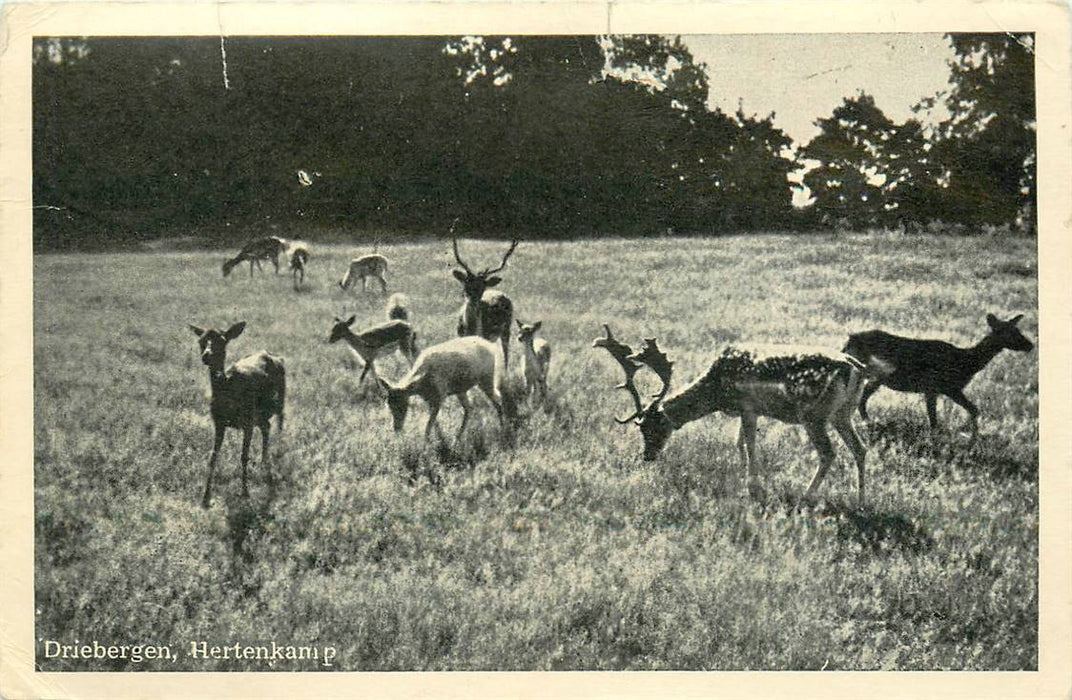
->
2, 1, 1070, 698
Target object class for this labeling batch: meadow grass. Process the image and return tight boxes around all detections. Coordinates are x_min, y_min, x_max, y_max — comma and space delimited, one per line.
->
33, 233, 1038, 670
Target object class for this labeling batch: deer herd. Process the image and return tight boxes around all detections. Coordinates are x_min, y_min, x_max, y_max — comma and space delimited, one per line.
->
193, 233, 1034, 508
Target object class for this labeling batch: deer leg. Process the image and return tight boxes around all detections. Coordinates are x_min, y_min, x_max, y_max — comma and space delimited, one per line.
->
478, 379, 505, 429
501, 335, 510, 371
260, 420, 273, 486
240, 427, 253, 497
803, 421, 836, 500
925, 393, 939, 430
858, 380, 882, 420
378, 274, 387, 294
202, 423, 226, 508
833, 417, 867, 503
249, 260, 256, 278
424, 398, 444, 442
359, 359, 375, 384
455, 392, 472, 442
945, 390, 980, 448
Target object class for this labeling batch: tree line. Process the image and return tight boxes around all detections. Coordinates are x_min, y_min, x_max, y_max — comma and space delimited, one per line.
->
32, 34, 1035, 250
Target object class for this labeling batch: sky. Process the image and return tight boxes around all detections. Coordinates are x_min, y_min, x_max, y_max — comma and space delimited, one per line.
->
684, 33, 955, 147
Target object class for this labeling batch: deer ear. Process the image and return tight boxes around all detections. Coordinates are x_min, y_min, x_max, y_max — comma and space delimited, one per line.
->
345, 315, 356, 327
516, 320, 524, 329
485, 276, 502, 287
377, 377, 392, 393
452, 270, 467, 283
1009, 314, 1024, 325
533, 321, 542, 332
225, 321, 247, 340
986, 313, 1000, 329
189, 325, 205, 337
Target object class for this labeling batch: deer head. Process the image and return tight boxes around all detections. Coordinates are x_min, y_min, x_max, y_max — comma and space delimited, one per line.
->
593, 325, 675, 460
986, 313, 1034, 352
327, 315, 357, 344
189, 321, 246, 370
451, 231, 519, 305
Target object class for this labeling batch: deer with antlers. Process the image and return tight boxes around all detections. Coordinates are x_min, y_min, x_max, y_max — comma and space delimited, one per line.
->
594, 325, 869, 502
451, 233, 519, 369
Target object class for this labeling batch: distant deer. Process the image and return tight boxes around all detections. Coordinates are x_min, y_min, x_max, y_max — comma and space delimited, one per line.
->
287, 242, 309, 289
452, 235, 519, 369
222, 236, 287, 278
377, 336, 505, 443
386, 293, 410, 322
328, 315, 418, 385
339, 254, 390, 294
843, 313, 1034, 447
188, 322, 286, 508
516, 320, 551, 399
595, 325, 868, 501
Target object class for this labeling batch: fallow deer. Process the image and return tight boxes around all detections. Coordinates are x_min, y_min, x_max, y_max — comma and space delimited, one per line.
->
339, 254, 390, 294
188, 322, 286, 508
843, 313, 1034, 447
376, 336, 505, 443
222, 236, 287, 278
452, 235, 518, 369
595, 325, 869, 501
386, 293, 410, 322
516, 320, 551, 399
328, 315, 418, 385
287, 242, 310, 289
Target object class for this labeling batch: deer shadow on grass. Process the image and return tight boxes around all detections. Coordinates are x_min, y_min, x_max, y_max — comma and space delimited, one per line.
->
759, 488, 936, 556
222, 454, 283, 598
864, 412, 1037, 482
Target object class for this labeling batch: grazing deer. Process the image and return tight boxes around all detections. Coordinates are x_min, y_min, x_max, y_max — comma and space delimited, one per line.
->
339, 254, 390, 294
516, 320, 551, 399
377, 336, 505, 442
452, 235, 519, 369
594, 325, 869, 501
328, 315, 418, 384
386, 293, 410, 321
222, 236, 287, 278
842, 313, 1034, 447
188, 322, 286, 508
286, 242, 309, 289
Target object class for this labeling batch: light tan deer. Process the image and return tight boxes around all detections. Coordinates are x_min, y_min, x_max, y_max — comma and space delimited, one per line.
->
594, 324, 869, 501
452, 235, 518, 369
377, 336, 504, 443
222, 236, 287, 277
339, 254, 390, 294
843, 313, 1034, 447
327, 315, 418, 385
516, 320, 551, 399
188, 322, 286, 508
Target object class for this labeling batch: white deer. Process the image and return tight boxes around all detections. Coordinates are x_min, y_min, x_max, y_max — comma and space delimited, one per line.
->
516, 320, 551, 399
339, 254, 390, 294
328, 315, 418, 384
188, 322, 286, 508
594, 325, 868, 502
376, 336, 504, 442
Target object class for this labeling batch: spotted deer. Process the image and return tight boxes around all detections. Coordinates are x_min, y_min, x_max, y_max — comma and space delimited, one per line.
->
339, 254, 390, 294
452, 234, 518, 369
377, 336, 505, 443
327, 315, 418, 385
594, 325, 869, 501
188, 322, 286, 508
516, 320, 551, 399
843, 313, 1033, 447
222, 236, 287, 277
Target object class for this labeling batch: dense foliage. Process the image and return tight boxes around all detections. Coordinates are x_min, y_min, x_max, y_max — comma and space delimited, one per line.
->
32, 34, 1035, 250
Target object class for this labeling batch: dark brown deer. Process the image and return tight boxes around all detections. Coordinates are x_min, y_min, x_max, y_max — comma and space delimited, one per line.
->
452, 235, 519, 369
288, 243, 309, 290
188, 322, 286, 508
843, 313, 1034, 447
222, 236, 287, 277
595, 325, 869, 501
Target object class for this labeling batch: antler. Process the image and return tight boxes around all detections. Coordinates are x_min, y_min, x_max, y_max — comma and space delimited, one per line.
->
592, 324, 645, 424
484, 239, 519, 275
451, 235, 474, 276
630, 338, 673, 405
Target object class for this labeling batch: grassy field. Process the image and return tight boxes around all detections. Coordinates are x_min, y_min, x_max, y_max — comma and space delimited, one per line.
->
33, 233, 1038, 671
